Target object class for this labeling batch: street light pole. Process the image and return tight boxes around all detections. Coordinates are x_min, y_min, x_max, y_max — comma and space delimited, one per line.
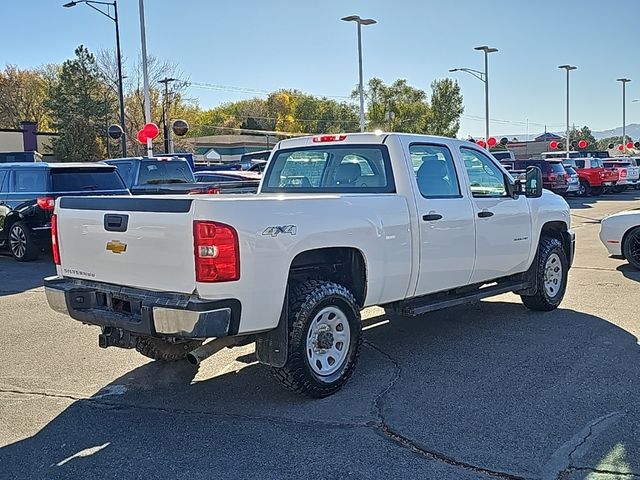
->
617, 78, 631, 154
341, 15, 376, 133
558, 65, 577, 161
159, 77, 176, 154
138, 0, 153, 157
63, 0, 127, 156
474, 46, 498, 143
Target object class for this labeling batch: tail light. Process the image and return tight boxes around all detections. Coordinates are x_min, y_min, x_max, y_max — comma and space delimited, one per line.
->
621, 169, 628, 178
548, 174, 557, 181
206, 186, 220, 194
37, 197, 55, 211
51, 214, 61, 265
193, 221, 239, 282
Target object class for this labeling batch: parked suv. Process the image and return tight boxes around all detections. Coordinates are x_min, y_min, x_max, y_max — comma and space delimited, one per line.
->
0, 163, 129, 261
500, 159, 569, 195
602, 160, 640, 192
566, 158, 618, 196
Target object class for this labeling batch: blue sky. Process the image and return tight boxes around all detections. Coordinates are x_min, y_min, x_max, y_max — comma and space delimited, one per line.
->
3, 0, 639, 138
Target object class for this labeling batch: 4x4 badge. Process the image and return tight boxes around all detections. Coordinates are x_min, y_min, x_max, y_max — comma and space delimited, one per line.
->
106, 240, 127, 254
262, 225, 297, 237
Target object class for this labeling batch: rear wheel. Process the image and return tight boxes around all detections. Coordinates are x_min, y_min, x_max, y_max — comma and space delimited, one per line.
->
521, 236, 568, 311
9, 222, 39, 261
135, 337, 203, 361
578, 180, 591, 196
622, 227, 640, 270
271, 280, 362, 398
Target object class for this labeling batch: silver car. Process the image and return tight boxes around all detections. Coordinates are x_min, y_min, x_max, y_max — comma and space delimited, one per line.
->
563, 164, 580, 194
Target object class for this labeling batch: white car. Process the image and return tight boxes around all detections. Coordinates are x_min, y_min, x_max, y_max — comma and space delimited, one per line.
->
45, 133, 574, 397
600, 210, 640, 268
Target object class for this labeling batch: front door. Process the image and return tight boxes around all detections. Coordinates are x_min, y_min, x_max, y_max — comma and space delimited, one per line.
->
409, 143, 476, 296
459, 147, 532, 284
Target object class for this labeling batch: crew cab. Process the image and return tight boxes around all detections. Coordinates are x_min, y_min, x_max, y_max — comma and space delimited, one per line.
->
0, 162, 128, 261
602, 160, 639, 192
564, 157, 618, 196
45, 133, 574, 397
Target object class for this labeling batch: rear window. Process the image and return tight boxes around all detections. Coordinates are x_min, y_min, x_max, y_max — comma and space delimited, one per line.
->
564, 166, 577, 175
548, 162, 565, 173
137, 160, 195, 184
51, 168, 126, 192
263, 145, 394, 193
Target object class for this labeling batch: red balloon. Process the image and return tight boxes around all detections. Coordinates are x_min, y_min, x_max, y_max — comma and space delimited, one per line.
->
618, 144, 625, 151
578, 139, 587, 149
487, 137, 497, 147
476, 139, 486, 148
137, 129, 148, 144
550, 140, 558, 150
627, 142, 634, 149
142, 122, 160, 139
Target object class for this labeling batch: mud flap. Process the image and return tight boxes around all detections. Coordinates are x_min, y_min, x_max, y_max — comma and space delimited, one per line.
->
255, 287, 289, 367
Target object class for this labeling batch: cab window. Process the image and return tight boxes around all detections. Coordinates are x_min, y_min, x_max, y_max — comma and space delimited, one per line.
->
0, 171, 7, 192
409, 144, 461, 198
12, 170, 47, 193
460, 147, 507, 197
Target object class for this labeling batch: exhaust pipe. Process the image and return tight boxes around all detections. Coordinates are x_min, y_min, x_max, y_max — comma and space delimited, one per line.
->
187, 336, 237, 366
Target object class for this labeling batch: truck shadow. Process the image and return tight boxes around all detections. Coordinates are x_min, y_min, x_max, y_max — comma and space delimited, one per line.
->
1, 301, 638, 479
0, 253, 55, 297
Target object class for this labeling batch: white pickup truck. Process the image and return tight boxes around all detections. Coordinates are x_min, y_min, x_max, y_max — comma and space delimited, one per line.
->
45, 133, 574, 397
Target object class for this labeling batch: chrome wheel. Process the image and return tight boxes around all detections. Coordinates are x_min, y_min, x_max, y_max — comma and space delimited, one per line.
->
306, 306, 351, 377
543, 253, 562, 297
9, 225, 27, 259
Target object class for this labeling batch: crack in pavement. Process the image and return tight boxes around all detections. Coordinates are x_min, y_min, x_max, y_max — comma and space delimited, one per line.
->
363, 340, 527, 480
558, 466, 640, 479
546, 412, 626, 480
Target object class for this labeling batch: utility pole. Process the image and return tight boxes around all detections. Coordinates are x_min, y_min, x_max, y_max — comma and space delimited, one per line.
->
558, 65, 577, 160
617, 78, 631, 154
159, 77, 176, 154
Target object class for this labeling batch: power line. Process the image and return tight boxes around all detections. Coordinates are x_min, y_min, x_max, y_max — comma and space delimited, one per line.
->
188, 81, 352, 100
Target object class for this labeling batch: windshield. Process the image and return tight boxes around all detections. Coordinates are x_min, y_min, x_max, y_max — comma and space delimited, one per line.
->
138, 160, 194, 184
262, 145, 394, 193
51, 168, 126, 192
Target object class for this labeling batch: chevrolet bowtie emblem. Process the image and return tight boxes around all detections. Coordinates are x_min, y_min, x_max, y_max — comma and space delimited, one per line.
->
106, 240, 127, 254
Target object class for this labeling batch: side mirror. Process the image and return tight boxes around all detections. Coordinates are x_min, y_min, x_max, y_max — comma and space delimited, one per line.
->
516, 166, 543, 197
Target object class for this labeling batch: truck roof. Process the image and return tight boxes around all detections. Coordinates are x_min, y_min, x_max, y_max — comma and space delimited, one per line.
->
0, 162, 113, 169
277, 132, 464, 149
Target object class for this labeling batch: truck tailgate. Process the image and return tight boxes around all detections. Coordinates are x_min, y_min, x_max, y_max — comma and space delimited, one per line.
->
56, 197, 196, 294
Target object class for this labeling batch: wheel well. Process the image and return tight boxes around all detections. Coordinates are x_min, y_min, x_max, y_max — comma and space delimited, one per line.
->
541, 221, 571, 259
288, 247, 367, 307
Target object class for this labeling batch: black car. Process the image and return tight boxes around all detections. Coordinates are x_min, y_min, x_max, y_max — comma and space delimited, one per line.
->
0, 162, 129, 261
500, 159, 569, 195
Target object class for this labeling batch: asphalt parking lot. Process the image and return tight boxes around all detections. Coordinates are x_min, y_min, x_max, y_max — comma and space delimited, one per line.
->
1, 193, 639, 480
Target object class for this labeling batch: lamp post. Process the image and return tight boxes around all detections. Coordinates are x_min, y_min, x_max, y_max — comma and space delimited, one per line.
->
341, 15, 376, 133
450, 45, 498, 142
63, 0, 127, 156
159, 77, 176, 154
617, 78, 631, 154
558, 65, 577, 160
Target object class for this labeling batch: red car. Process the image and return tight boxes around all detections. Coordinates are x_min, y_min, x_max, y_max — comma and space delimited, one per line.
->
565, 158, 618, 196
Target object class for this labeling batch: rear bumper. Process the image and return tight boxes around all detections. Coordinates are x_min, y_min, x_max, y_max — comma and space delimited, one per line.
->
44, 276, 240, 339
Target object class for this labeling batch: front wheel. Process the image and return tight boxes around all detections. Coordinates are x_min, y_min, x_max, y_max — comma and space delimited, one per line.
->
271, 280, 362, 398
521, 236, 568, 311
622, 227, 640, 270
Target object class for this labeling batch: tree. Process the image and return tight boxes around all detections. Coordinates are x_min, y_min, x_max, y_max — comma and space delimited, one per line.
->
568, 126, 596, 150
596, 136, 631, 151
0, 65, 55, 129
357, 78, 430, 132
48, 46, 107, 161
425, 78, 463, 137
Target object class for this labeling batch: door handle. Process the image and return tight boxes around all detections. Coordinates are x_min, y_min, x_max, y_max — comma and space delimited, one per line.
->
422, 213, 443, 221
477, 211, 494, 218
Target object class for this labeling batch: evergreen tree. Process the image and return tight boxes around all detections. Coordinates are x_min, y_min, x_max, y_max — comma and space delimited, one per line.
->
48, 46, 107, 162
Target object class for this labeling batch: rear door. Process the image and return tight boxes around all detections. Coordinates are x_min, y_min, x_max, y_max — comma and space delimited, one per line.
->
407, 143, 476, 295
459, 147, 532, 284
